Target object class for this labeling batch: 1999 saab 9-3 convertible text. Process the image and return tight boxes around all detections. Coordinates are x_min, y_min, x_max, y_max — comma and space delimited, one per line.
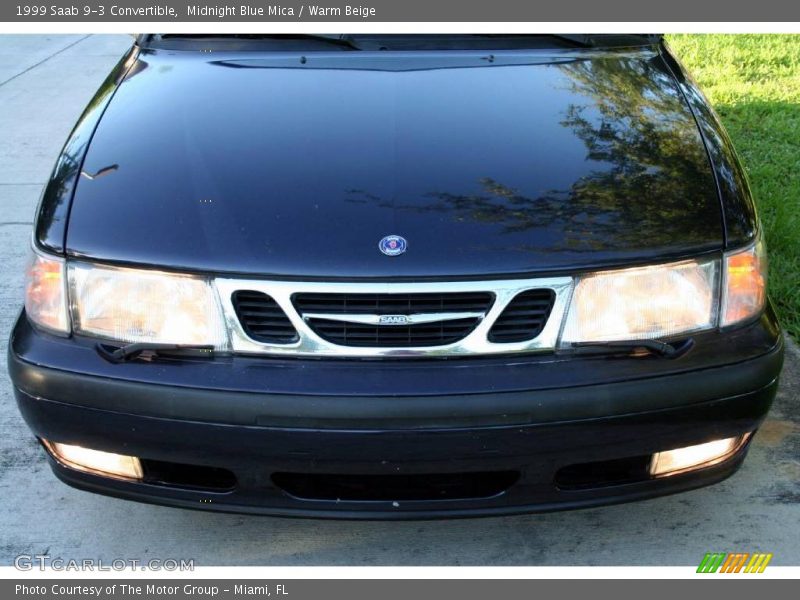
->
9, 34, 784, 518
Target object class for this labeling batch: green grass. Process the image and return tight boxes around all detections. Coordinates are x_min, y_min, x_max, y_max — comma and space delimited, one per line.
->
666, 34, 800, 340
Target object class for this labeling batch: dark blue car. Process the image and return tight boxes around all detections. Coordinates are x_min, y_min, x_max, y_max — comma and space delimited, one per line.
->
9, 34, 784, 518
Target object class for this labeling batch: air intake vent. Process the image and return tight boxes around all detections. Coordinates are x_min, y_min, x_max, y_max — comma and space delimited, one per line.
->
292, 292, 494, 315
272, 470, 519, 501
232, 290, 298, 344
488, 289, 556, 343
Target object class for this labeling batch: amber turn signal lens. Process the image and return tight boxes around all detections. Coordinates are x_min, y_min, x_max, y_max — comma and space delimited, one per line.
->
722, 239, 767, 327
24, 250, 69, 334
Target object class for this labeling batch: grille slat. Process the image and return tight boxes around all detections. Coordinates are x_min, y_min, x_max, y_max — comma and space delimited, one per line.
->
488, 289, 555, 343
232, 291, 299, 344
305, 317, 480, 347
293, 292, 493, 315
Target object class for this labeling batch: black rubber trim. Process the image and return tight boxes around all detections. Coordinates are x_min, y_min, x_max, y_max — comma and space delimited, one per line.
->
9, 339, 783, 430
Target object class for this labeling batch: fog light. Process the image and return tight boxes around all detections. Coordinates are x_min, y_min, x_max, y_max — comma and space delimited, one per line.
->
649, 434, 750, 477
43, 440, 143, 481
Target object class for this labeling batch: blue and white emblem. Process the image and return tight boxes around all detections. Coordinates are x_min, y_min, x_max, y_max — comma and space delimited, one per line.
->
379, 235, 407, 256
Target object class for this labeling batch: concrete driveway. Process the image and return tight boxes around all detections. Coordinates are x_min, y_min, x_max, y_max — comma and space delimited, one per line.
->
1, 34, 798, 567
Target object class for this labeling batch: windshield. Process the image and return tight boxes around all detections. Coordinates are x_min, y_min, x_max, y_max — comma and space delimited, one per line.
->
142, 34, 662, 52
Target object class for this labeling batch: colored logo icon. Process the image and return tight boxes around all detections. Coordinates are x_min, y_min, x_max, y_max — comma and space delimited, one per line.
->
697, 552, 772, 573
379, 235, 408, 256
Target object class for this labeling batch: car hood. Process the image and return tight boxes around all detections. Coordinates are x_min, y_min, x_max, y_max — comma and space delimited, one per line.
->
66, 48, 723, 278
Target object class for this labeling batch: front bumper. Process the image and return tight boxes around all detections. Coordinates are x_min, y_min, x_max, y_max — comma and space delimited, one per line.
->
9, 307, 784, 519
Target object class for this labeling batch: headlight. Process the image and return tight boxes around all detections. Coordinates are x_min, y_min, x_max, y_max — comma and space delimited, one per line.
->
24, 249, 70, 335
722, 238, 767, 327
560, 258, 720, 344
68, 262, 229, 349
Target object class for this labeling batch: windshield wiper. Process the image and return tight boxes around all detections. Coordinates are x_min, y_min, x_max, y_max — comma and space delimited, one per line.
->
569, 338, 695, 359
466, 34, 594, 48
158, 34, 362, 51
300, 34, 361, 50
96, 342, 215, 363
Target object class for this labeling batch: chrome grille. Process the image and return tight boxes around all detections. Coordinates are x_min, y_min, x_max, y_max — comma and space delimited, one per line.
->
214, 277, 574, 358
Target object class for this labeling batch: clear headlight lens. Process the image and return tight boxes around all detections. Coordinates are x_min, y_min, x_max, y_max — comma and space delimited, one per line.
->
69, 262, 229, 349
722, 238, 767, 327
561, 259, 720, 344
24, 249, 69, 335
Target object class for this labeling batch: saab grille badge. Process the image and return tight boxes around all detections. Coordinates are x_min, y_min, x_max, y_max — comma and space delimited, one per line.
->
379, 235, 407, 256
379, 315, 409, 325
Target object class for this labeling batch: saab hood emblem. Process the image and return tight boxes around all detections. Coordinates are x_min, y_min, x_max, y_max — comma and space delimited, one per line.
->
379, 235, 407, 256
379, 315, 409, 325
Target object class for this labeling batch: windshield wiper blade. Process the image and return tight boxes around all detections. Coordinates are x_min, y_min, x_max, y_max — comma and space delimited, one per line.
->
300, 34, 362, 50
96, 342, 215, 363
158, 34, 362, 50
569, 338, 695, 359
244, 34, 362, 50
467, 34, 595, 48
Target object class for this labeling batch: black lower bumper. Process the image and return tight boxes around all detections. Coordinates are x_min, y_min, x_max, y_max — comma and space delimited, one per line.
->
9, 309, 785, 519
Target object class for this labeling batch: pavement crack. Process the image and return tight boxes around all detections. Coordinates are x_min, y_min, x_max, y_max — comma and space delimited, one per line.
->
0, 34, 92, 88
